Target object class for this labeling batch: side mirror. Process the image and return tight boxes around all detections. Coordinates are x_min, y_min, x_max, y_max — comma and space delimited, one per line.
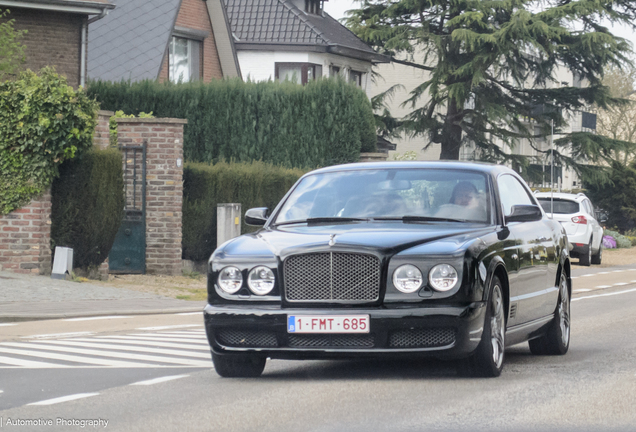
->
506, 205, 543, 223
595, 210, 608, 224
245, 207, 269, 226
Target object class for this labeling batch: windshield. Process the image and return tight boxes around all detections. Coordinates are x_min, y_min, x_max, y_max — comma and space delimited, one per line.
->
537, 199, 580, 215
275, 168, 491, 224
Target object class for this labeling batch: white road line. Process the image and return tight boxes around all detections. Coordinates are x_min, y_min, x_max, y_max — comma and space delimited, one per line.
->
28, 393, 99, 406
612, 270, 625, 273
597, 272, 609, 275
614, 282, 629, 286
0, 323, 17, 327
596, 285, 612, 289
0, 345, 159, 368
0, 355, 67, 368
31, 340, 210, 359
63, 316, 126, 322
570, 276, 578, 279
22, 332, 93, 340
573, 288, 636, 302
130, 374, 190, 386
176, 312, 201, 316
631, 280, 636, 283
0, 342, 211, 367
158, 331, 205, 336
136, 325, 200, 331
81, 337, 209, 351
581, 274, 594, 277
124, 335, 208, 344
574, 289, 592, 292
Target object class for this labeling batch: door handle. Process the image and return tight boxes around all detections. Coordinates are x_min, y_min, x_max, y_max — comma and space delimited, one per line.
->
511, 254, 518, 261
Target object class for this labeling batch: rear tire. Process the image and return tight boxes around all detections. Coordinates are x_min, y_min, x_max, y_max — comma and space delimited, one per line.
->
529, 272, 570, 355
591, 241, 602, 265
212, 352, 266, 378
579, 240, 592, 266
460, 277, 506, 378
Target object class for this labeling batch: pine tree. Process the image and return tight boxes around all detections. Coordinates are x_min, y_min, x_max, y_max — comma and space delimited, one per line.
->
347, 0, 636, 179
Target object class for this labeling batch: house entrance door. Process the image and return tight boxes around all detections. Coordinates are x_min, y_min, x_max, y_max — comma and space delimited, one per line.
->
109, 143, 146, 274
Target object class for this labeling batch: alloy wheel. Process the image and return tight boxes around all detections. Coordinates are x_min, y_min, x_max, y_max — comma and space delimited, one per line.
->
558, 275, 570, 347
490, 285, 505, 369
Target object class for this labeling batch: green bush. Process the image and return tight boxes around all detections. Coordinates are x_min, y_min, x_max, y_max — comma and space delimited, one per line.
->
0, 68, 98, 214
88, 78, 376, 168
50, 148, 125, 269
183, 161, 306, 261
603, 229, 632, 249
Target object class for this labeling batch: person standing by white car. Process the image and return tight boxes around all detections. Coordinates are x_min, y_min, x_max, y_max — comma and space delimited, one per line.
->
535, 192, 604, 266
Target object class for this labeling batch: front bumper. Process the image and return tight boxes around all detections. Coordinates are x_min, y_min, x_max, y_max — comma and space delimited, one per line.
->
204, 302, 487, 360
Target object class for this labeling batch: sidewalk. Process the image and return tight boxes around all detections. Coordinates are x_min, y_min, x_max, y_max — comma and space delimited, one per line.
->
0, 271, 205, 323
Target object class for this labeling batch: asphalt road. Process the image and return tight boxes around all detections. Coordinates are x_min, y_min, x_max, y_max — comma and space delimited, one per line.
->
1, 266, 636, 431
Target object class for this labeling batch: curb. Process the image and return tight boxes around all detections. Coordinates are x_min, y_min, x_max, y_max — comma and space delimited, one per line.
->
0, 307, 204, 323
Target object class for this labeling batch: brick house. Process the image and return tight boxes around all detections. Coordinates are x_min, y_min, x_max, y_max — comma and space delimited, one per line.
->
0, 0, 114, 88
224, 0, 388, 91
88, 0, 240, 82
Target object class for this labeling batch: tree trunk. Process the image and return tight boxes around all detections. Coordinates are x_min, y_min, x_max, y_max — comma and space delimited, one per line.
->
439, 100, 463, 160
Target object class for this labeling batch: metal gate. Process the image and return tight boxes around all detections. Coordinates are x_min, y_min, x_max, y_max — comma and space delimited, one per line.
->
109, 143, 146, 274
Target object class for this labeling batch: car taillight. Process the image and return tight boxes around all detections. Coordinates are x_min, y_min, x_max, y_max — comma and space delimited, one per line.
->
571, 215, 588, 224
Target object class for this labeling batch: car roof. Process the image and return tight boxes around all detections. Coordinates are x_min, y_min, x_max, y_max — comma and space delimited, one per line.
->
534, 192, 587, 202
306, 161, 516, 177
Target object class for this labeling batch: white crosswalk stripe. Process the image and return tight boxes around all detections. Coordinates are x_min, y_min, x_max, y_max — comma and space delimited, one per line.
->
0, 329, 211, 369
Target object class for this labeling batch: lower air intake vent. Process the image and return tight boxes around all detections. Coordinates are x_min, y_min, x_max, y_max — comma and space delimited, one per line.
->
288, 334, 374, 348
216, 329, 278, 348
388, 328, 456, 348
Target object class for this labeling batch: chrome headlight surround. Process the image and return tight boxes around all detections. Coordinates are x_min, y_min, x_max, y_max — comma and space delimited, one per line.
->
428, 264, 459, 292
392, 264, 423, 293
247, 266, 276, 295
217, 266, 243, 294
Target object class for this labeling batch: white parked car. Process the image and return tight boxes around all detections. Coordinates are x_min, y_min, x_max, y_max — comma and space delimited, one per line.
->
534, 192, 604, 266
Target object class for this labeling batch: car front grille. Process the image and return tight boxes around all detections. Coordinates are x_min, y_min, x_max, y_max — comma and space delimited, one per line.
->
388, 328, 456, 348
283, 252, 381, 302
288, 334, 374, 348
216, 329, 278, 348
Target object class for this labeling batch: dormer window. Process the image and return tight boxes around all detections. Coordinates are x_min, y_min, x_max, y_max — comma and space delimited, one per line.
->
305, 0, 323, 15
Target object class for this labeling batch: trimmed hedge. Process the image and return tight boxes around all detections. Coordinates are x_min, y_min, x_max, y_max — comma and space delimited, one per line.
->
1, 68, 98, 214
603, 229, 632, 249
183, 161, 306, 261
50, 148, 125, 269
88, 78, 376, 168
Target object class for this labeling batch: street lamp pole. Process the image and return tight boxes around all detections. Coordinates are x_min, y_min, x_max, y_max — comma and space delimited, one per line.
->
550, 119, 554, 218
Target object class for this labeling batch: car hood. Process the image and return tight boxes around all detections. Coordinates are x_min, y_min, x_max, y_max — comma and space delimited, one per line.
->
215, 222, 495, 261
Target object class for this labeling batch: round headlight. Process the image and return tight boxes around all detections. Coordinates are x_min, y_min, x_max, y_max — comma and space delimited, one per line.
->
218, 266, 243, 294
247, 266, 276, 295
428, 264, 458, 292
392, 264, 423, 293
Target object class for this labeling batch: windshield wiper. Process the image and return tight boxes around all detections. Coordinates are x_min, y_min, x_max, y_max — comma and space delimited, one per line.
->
374, 216, 467, 223
274, 217, 369, 226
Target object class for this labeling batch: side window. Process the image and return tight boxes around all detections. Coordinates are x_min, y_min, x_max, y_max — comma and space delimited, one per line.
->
584, 200, 594, 215
497, 175, 534, 217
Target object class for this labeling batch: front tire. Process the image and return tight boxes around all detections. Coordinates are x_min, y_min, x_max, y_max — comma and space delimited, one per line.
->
460, 277, 506, 377
529, 272, 570, 355
212, 352, 266, 378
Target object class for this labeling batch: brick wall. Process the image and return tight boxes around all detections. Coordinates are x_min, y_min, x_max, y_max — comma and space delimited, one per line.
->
116, 118, 187, 275
2, 8, 83, 88
93, 110, 114, 150
158, 0, 223, 83
0, 192, 52, 275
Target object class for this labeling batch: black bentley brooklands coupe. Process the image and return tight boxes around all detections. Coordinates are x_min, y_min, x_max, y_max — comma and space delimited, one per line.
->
204, 162, 572, 377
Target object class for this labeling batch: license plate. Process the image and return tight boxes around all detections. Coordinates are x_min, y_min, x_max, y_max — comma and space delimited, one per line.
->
287, 315, 370, 333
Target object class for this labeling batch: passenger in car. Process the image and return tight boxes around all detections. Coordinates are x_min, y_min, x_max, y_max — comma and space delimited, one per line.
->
436, 182, 487, 221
